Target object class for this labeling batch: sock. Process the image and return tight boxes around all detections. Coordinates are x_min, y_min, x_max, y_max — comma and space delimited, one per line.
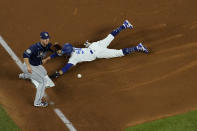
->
110, 25, 126, 37
122, 47, 138, 55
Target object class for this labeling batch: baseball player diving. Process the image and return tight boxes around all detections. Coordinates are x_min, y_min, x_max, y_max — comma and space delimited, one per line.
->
19, 32, 56, 107
43, 20, 149, 79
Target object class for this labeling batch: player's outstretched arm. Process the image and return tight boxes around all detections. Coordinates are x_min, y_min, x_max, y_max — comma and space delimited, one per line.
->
49, 63, 73, 79
42, 49, 62, 64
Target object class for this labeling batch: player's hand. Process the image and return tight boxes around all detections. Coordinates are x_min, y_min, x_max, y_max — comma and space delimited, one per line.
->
42, 59, 47, 64
84, 40, 91, 47
57, 50, 63, 56
27, 66, 32, 74
42, 58, 48, 64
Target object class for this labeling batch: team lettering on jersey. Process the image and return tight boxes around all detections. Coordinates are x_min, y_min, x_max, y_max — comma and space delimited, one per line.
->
75, 48, 85, 54
37, 51, 47, 59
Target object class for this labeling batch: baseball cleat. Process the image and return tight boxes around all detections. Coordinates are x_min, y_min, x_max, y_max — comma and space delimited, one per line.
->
19, 73, 26, 79
136, 43, 149, 53
34, 102, 48, 107
123, 20, 133, 29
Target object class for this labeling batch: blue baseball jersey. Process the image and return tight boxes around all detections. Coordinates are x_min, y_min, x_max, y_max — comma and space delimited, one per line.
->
23, 42, 52, 66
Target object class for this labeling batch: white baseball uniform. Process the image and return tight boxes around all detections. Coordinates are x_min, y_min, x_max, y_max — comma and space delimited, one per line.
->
68, 34, 124, 66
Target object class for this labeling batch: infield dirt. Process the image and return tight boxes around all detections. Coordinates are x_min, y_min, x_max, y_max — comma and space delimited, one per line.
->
0, 0, 197, 131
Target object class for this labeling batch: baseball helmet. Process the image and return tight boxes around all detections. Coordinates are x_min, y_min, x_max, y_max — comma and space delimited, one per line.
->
40, 32, 50, 39
62, 43, 73, 55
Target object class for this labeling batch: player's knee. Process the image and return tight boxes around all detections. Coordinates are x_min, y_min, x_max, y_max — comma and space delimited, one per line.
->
36, 78, 45, 87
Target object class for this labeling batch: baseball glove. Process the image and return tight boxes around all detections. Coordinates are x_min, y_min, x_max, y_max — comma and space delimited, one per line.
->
52, 43, 63, 56
53, 44, 62, 51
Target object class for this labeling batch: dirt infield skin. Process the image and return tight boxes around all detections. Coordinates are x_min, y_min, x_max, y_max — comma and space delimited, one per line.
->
0, 0, 197, 131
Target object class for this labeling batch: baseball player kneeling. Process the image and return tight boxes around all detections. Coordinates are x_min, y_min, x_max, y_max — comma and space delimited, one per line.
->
19, 32, 54, 107
44, 20, 149, 79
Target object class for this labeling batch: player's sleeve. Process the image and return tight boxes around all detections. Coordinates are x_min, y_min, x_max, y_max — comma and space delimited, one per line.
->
50, 53, 58, 59
61, 63, 73, 73
23, 46, 35, 58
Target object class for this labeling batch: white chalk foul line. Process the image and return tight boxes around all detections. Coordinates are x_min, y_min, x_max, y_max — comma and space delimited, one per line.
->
0, 35, 77, 131
0, 36, 24, 72
54, 109, 77, 131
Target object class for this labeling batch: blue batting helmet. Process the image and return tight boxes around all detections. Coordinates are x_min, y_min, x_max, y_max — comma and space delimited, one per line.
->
62, 43, 73, 55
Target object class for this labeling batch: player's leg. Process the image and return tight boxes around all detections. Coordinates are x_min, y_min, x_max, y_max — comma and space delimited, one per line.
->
110, 20, 133, 37
37, 65, 47, 76
122, 43, 149, 55
18, 63, 31, 79
96, 43, 149, 58
98, 20, 133, 48
95, 48, 124, 59
18, 73, 27, 79
95, 34, 114, 48
30, 66, 48, 107
33, 77, 47, 107
19, 63, 46, 79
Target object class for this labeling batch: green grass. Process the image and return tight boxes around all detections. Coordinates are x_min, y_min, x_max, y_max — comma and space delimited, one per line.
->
125, 110, 197, 131
0, 104, 20, 131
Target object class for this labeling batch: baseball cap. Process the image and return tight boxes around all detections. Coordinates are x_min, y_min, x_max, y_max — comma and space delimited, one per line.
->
40, 32, 50, 39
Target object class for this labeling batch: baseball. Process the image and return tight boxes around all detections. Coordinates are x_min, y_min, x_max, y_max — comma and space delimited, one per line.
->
77, 74, 82, 78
